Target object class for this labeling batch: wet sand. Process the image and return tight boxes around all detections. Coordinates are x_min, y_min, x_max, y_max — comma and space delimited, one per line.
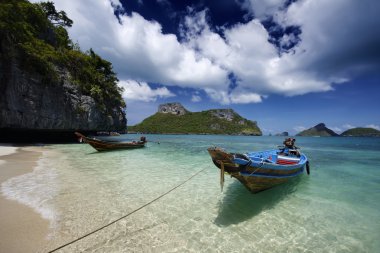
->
0, 145, 49, 253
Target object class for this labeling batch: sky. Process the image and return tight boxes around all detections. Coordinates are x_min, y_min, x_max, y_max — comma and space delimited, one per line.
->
31, 0, 380, 135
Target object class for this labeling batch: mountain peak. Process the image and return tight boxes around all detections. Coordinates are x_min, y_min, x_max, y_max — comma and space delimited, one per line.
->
314, 123, 326, 130
296, 123, 338, 136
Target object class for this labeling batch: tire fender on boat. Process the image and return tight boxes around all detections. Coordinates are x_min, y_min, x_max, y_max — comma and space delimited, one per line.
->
306, 161, 310, 175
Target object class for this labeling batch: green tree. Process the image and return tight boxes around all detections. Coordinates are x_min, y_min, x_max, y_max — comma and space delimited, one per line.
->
0, 0, 126, 112
38, 1, 73, 27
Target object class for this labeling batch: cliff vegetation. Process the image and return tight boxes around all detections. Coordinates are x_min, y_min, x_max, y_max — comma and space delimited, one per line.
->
0, 0, 126, 141
0, 0, 124, 109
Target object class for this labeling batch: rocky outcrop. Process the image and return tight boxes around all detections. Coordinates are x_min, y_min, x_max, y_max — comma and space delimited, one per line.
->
275, 132, 289, 136
0, 57, 126, 141
158, 102, 188, 115
296, 123, 339, 137
210, 109, 234, 121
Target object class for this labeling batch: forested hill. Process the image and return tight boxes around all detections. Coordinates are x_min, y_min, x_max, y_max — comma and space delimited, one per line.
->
128, 103, 262, 135
0, 1, 126, 141
341, 127, 380, 137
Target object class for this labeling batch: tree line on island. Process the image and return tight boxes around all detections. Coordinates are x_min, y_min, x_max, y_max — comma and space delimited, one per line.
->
129, 103, 380, 137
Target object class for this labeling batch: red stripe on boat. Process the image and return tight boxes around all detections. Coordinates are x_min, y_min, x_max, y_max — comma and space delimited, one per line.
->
276, 157, 299, 165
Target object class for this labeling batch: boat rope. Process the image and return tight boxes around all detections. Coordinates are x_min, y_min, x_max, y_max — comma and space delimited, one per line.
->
246, 160, 264, 176
248, 166, 262, 176
47, 167, 208, 253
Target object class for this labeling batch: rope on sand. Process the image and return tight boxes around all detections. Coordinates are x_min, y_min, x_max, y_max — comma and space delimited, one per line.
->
47, 167, 207, 253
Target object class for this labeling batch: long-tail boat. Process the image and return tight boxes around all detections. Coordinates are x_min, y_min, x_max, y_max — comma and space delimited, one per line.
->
207, 138, 309, 193
75, 132, 146, 152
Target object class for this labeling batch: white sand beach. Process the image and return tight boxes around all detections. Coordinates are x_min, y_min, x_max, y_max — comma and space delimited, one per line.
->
0, 145, 49, 253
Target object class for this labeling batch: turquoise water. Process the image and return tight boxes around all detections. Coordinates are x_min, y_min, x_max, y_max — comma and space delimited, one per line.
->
2, 135, 380, 252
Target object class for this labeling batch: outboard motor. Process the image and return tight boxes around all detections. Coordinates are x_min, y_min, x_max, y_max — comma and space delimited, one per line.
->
284, 138, 296, 148
139, 136, 147, 144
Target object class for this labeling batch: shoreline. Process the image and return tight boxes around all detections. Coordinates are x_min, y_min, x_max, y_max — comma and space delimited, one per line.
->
0, 145, 50, 253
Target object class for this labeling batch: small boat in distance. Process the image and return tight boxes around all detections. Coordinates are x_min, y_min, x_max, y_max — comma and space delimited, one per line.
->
75, 132, 146, 152
207, 138, 310, 193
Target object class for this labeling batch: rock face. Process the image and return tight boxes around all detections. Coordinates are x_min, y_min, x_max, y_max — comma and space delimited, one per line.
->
210, 109, 235, 121
0, 58, 126, 141
296, 123, 339, 136
0, 0, 126, 142
158, 102, 187, 115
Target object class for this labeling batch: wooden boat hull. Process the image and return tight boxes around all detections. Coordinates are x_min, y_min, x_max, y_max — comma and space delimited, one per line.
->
207, 147, 306, 193
75, 132, 146, 152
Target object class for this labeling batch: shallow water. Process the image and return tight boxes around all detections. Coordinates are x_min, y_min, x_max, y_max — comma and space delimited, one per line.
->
2, 135, 380, 252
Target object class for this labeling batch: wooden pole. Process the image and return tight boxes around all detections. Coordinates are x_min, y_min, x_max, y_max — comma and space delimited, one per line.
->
220, 161, 225, 192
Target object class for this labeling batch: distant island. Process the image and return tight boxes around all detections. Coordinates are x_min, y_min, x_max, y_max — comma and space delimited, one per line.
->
340, 127, 380, 137
275, 132, 289, 136
295, 123, 380, 137
296, 123, 339, 137
128, 103, 262, 135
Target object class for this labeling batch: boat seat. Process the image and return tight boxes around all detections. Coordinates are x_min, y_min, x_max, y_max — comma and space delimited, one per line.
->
276, 155, 300, 165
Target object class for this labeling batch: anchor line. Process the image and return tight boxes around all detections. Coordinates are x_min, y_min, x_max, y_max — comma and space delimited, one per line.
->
47, 167, 207, 253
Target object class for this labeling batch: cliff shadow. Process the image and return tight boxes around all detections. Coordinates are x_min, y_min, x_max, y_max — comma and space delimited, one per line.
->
214, 177, 301, 227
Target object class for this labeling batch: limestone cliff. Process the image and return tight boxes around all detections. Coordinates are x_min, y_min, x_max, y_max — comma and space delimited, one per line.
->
0, 58, 126, 131
0, 0, 126, 142
158, 102, 188, 115
0, 56, 126, 143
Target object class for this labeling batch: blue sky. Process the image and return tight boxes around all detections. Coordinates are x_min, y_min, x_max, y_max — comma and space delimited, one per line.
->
31, 0, 380, 135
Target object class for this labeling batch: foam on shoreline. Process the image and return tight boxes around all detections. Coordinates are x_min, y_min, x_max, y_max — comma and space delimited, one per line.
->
0, 145, 51, 252
0, 145, 18, 157
1, 154, 59, 228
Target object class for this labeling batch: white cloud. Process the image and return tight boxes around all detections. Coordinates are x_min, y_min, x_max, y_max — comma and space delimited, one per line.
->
275, 0, 380, 79
204, 88, 263, 105
230, 92, 263, 104
180, 5, 340, 99
293, 126, 306, 132
343, 124, 356, 130
238, 0, 288, 19
119, 80, 175, 102
330, 127, 342, 134
30, 0, 380, 105
341, 124, 380, 131
185, 0, 380, 99
365, 124, 380, 130
191, 95, 202, 102
31, 0, 228, 90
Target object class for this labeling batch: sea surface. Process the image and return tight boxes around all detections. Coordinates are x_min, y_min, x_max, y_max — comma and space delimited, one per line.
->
2, 135, 380, 252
